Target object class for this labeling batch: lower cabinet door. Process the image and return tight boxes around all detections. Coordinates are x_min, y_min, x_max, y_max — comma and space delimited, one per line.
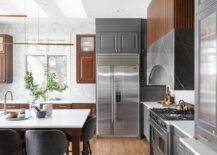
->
77, 53, 95, 83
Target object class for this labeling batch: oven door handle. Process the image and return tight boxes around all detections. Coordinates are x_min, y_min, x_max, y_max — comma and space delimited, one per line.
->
150, 122, 167, 140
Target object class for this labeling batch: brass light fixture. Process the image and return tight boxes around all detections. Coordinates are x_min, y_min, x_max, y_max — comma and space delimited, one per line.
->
0, 14, 27, 18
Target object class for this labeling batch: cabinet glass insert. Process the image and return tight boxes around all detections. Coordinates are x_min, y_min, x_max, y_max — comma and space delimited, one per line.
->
199, 12, 216, 126
0, 37, 3, 52
81, 37, 94, 52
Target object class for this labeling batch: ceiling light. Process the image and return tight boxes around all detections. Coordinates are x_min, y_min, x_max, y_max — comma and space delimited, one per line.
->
54, 0, 87, 18
116, 9, 125, 13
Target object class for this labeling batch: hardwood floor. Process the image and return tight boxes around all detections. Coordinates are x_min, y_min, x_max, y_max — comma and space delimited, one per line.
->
82, 138, 149, 155
69, 138, 149, 155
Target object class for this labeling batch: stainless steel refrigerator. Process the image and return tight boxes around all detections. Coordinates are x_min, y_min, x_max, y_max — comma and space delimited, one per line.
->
96, 54, 140, 137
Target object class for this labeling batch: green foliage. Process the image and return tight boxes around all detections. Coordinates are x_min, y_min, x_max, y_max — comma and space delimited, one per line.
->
47, 72, 68, 92
24, 71, 68, 100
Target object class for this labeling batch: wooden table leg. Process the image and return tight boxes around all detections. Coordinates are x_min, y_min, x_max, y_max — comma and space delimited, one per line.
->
72, 136, 80, 155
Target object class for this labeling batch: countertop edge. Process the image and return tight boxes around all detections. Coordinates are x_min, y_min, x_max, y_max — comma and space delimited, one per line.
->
0, 100, 96, 104
180, 138, 217, 155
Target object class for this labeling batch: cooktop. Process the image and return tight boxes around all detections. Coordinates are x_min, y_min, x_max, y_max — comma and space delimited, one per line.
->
150, 108, 194, 121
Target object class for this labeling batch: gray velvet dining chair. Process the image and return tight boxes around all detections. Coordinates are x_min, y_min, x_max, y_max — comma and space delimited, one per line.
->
0, 129, 22, 155
81, 116, 97, 155
25, 130, 68, 155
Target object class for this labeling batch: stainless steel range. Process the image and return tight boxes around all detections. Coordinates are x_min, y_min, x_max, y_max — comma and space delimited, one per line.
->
149, 107, 194, 155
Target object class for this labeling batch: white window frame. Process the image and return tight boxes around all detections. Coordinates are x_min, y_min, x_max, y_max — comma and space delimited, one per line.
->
25, 39, 71, 94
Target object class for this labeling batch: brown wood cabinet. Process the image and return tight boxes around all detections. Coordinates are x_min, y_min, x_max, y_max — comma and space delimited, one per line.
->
0, 34, 13, 83
0, 103, 96, 116
147, 0, 194, 46
53, 104, 72, 109
72, 103, 96, 115
76, 35, 96, 83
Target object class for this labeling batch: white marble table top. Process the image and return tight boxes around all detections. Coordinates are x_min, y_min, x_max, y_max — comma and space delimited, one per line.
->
0, 109, 90, 129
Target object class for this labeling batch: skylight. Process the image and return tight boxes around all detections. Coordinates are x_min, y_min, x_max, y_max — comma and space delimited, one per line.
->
0, 9, 7, 14
54, 0, 87, 18
0, 0, 48, 18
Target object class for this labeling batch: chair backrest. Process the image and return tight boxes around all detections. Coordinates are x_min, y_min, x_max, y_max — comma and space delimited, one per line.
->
25, 130, 67, 155
81, 116, 97, 142
0, 129, 22, 155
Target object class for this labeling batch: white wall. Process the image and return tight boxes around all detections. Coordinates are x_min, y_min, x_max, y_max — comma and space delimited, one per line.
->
174, 90, 195, 105
0, 20, 96, 102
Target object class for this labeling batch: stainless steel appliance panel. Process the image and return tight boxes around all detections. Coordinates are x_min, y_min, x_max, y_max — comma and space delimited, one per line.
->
97, 54, 140, 137
113, 66, 139, 136
97, 66, 113, 135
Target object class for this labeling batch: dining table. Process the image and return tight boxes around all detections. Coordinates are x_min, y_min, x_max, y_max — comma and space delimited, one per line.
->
0, 109, 91, 155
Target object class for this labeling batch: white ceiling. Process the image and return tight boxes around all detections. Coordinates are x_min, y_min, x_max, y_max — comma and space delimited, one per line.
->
82, 0, 151, 18
0, 0, 151, 24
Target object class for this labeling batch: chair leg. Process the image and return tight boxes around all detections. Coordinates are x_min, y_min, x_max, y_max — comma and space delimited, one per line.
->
87, 141, 92, 155
66, 142, 70, 155
82, 141, 89, 155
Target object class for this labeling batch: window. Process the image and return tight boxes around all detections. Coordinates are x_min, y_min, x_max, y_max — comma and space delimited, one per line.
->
48, 56, 67, 85
26, 39, 69, 87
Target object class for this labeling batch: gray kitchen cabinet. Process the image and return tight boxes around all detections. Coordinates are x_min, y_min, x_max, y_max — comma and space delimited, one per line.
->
143, 104, 150, 141
195, 1, 217, 151
118, 32, 139, 53
173, 127, 188, 155
173, 127, 196, 155
96, 18, 141, 54
96, 32, 140, 53
185, 147, 195, 155
96, 32, 118, 53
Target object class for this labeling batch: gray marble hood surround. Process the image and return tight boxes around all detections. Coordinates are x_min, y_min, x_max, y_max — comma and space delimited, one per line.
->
147, 29, 194, 90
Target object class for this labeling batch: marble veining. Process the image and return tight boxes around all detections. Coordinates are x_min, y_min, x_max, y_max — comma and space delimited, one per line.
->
147, 29, 194, 90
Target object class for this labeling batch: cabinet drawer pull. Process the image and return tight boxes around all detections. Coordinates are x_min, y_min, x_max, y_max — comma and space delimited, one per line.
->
58, 105, 68, 108
198, 135, 211, 142
7, 105, 16, 108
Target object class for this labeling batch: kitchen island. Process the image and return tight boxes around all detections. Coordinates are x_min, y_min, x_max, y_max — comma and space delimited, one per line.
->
0, 109, 91, 155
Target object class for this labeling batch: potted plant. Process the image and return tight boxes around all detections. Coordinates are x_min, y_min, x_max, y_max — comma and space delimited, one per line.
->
24, 71, 68, 116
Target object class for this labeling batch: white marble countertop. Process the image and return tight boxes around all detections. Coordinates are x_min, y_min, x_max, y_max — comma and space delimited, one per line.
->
167, 121, 195, 138
180, 138, 217, 155
0, 109, 90, 128
142, 101, 176, 109
0, 100, 95, 104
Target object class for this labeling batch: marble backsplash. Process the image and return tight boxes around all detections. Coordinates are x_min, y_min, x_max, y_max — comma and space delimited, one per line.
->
147, 29, 194, 90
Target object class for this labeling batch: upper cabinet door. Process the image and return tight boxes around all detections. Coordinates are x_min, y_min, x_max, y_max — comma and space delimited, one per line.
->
0, 37, 4, 53
0, 54, 5, 82
76, 35, 96, 83
118, 32, 139, 53
196, 4, 217, 135
96, 32, 118, 53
